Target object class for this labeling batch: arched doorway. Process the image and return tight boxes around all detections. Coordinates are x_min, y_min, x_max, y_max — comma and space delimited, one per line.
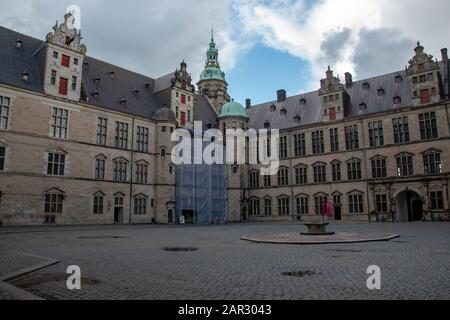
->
395, 190, 423, 222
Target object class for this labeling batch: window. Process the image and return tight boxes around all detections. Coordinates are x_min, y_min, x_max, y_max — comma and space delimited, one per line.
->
0, 147, 5, 170
50, 70, 57, 85
371, 158, 387, 178
264, 198, 272, 216
329, 128, 339, 152
279, 136, 288, 159
136, 126, 149, 153
314, 195, 328, 215
375, 194, 388, 213
278, 197, 290, 215
71, 76, 77, 91
249, 171, 260, 188
96, 117, 107, 145
332, 162, 341, 182
296, 196, 309, 215
295, 166, 308, 185
419, 112, 438, 140
344, 125, 359, 150
93, 193, 104, 214
0, 95, 10, 130
45, 191, 64, 214
264, 175, 271, 187
368, 121, 384, 147
347, 159, 362, 180
134, 197, 147, 215
115, 122, 128, 149
73, 58, 79, 65
396, 154, 414, 177
161, 149, 166, 157
95, 158, 105, 180
423, 151, 442, 175
312, 130, 324, 154
180, 94, 186, 104
61, 54, 70, 67
113, 158, 128, 182
47, 152, 65, 176
393, 117, 410, 144
348, 193, 364, 214
136, 163, 148, 184
249, 199, 261, 216
329, 107, 336, 120
161, 126, 166, 133
53, 51, 58, 59
420, 89, 430, 104
294, 133, 306, 157
313, 163, 326, 183
393, 96, 402, 104
59, 77, 68, 95
51, 107, 69, 139
278, 168, 289, 186
430, 191, 444, 211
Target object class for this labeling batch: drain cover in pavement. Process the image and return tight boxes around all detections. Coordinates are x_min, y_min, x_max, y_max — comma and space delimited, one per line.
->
163, 247, 198, 252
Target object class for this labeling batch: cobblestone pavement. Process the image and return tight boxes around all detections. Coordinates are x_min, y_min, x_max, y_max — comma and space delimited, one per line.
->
0, 222, 449, 300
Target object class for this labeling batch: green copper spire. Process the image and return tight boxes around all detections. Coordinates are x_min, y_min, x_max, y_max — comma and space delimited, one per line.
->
199, 27, 226, 82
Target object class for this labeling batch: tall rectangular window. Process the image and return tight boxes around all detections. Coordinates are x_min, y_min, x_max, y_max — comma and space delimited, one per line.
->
430, 191, 444, 210
329, 128, 339, 152
50, 70, 56, 85
59, 77, 68, 95
180, 94, 186, 104
279, 136, 288, 159
371, 158, 387, 178
113, 159, 128, 182
348, 194, 364, 214
61, 54, 70, 67
392, 117, 410, 144
0, 147, 5, 170
96, 117, 107, 145
115, 122, 128, 149
47, 152, 65, 176
347, 160, 362, 180
264, 198, 272, 216
249, 171, 260, 188
277, 168, 289, 186
313, 164, 326, 183
51, 107, 69, 139
278, 197, 290, 215
249, 199, 261, 216
396, 155, 414, 177
95, 158, 105, 180
0, 96, 9, 130
312, 130, 324, 154
134, 197, 147, 215
136, 126, 149, 153
375, 194, 388, 213
136, 163, 148, 184
93, 195, 104, 214
344, 125, 359, 150
45, 193, 64, 214
71, 76, 77, 91
332, 162, 341, 182
314, 195, 328, 215
368, 121, 384, 147
264, 175, 271, 187
419, 112, 438, 140
295, 166, 308, 185
296, 196, 309, 215
423, 152, 442, 175
294, 133, 306, 156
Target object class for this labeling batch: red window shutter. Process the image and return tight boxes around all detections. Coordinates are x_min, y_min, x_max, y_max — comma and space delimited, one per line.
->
180, 112, 186, 125
59, 78, 68, 95
61, 55, 70, 67
180, 94, 186, 104
420, 89, 430, 104
329, 107, 336, 120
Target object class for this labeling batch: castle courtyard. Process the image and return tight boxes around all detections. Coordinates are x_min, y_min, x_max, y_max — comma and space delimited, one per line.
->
1, 222, 449, 300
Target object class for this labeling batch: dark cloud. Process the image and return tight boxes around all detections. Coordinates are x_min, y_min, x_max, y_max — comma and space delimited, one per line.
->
320, 28, 352, 66
353, 28, 415, 79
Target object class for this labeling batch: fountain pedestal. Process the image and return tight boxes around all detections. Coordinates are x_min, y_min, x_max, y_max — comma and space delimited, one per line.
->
301, 222, 335, 236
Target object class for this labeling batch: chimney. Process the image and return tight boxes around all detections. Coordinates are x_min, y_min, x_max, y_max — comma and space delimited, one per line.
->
345, 72, 353, 88
277, 89, 286, 103
245, 98, 251, 108
441, 48, 449, 97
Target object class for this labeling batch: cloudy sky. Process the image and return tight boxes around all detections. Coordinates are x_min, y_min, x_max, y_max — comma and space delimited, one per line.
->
1, 0, 449, 105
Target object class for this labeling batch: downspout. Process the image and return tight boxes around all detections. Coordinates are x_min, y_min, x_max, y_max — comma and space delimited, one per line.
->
129, 117, 135, 225
289, 157, 295, 221
360, 118, 371, 222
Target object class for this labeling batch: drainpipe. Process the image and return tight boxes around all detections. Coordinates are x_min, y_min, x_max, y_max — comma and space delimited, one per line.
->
289, 157, 295, 221
360, 119, 371, 221
129, 117, 135, 225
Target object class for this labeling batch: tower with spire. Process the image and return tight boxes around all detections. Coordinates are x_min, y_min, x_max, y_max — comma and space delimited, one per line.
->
197, 27, 230, 114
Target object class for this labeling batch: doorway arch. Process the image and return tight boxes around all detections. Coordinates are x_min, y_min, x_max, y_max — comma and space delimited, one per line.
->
395, 190, 423, 222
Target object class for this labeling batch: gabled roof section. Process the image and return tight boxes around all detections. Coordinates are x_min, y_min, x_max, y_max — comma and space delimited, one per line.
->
153, 72, 174, 93
193, 94, 218, 129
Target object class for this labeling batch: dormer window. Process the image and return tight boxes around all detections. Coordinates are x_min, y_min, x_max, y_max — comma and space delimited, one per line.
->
264, 121, 271, 129
91, 92, 99, 99
280, 108, 287, 115
132, 88, 139, 96
109, 70, 116, 78
299, 98, 306, 105
15, 38, 23, 48
93, 77, 101, 85
120, 98, 127, 107
294, 115, 301, 123
359, 102, 367, 110
362, 82, 370, 90
395, 75, 403, 83
21, 71, 29, 82
377, 88, 385, 96
393, 96, 402, 104
144, 82, 150, 89
270, 104, 276, 112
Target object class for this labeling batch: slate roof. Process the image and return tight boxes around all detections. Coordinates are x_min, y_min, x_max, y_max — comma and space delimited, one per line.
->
247, 64, 447, 130
153, 72, 174, 93
193, 94, 218, 129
